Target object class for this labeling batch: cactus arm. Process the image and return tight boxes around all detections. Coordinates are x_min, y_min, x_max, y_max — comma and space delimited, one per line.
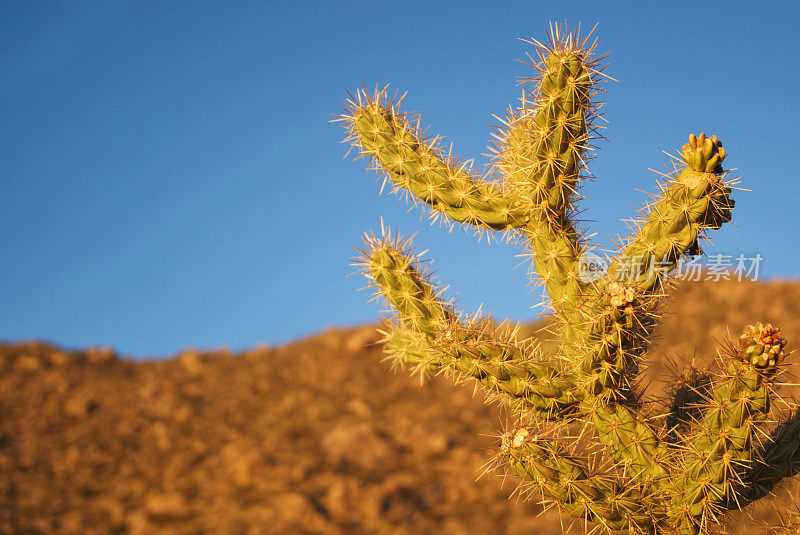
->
374, 235, 673, 488
381, 324, 435, 369
673, 325, 788, 529
501, 428, 657, 532
525, 217, 587, 329
664, 366, 713, 443
564, 135, 735, 403
566, 134, 734, 361
383, 324, 579, 418
362, 234, 581, 418
549, 136, 736, 501
342, 92, 529, 231
606, 134, 733, 292
493, 37, 603, 316
741, 408, 800, 505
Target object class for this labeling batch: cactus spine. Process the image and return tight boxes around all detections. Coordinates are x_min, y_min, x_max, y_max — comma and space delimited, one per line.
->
338, 25, 796, 534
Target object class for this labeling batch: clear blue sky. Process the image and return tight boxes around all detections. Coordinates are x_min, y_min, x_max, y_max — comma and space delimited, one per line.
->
1, 1, 798, 358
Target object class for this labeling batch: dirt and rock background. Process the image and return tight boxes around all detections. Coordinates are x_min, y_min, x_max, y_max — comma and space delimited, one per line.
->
2, 278, 800, 534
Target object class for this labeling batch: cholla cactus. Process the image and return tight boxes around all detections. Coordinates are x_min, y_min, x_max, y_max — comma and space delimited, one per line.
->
337, 24, 797, 534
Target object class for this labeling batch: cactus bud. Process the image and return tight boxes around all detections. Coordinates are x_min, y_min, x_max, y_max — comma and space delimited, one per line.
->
739, 323, 788, 372
682, 132, 726, 173
607, 282, 636, 308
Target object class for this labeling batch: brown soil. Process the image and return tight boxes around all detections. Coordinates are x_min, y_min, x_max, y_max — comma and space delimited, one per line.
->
2, 278, 800, 534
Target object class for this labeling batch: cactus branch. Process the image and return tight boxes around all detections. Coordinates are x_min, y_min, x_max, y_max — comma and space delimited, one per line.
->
500, 427, 658, 532
671, 325, 788, 530
664, 365, 713, 443
359, 230, 580, 419
743, 408, 800, 505
491, 27, 607, 317
564, 136, 736, 390
340, 88, 529, 232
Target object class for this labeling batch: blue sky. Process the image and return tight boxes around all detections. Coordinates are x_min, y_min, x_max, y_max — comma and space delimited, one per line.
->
1, 1, 798, 357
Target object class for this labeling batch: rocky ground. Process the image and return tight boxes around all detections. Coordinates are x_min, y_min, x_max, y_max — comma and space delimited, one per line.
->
2, 278, 800, 534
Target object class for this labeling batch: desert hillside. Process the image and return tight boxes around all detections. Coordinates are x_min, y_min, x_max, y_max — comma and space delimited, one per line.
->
2, 279, 800, 534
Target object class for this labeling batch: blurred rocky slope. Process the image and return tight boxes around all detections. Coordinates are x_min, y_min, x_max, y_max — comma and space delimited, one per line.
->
1, 279, 800, 534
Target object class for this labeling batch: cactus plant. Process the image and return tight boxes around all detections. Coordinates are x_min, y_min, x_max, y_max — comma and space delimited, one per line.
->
337, 24, 797, 534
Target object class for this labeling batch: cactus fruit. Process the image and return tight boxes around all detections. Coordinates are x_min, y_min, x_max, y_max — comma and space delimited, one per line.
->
337, 24, 796, 534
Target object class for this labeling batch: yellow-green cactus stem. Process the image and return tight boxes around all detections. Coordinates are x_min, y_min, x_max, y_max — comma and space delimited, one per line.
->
743, 407, 800, 505
665, 366, 713, 442
364, 236, 580, 418
581, 399, 671, 490
345, 95, 529, 231
565, 133, 734, 396
673, 324, 788, 531
501, 427, 657, 532
494, 39, 601, 320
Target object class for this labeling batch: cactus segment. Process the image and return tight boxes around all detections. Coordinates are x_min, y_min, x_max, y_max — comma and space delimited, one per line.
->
744, 408, 800, 505
606, 139, 734, 289
665, 366, 713, 442
361, 232, 580, 418
342, 23, 793, 535
672, 325, 788, 530
342, 90, 529, 231
583, 401, 670, 484
500, 427, 657, 532
564, 137, 735, 403
491, 35, 604, 316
